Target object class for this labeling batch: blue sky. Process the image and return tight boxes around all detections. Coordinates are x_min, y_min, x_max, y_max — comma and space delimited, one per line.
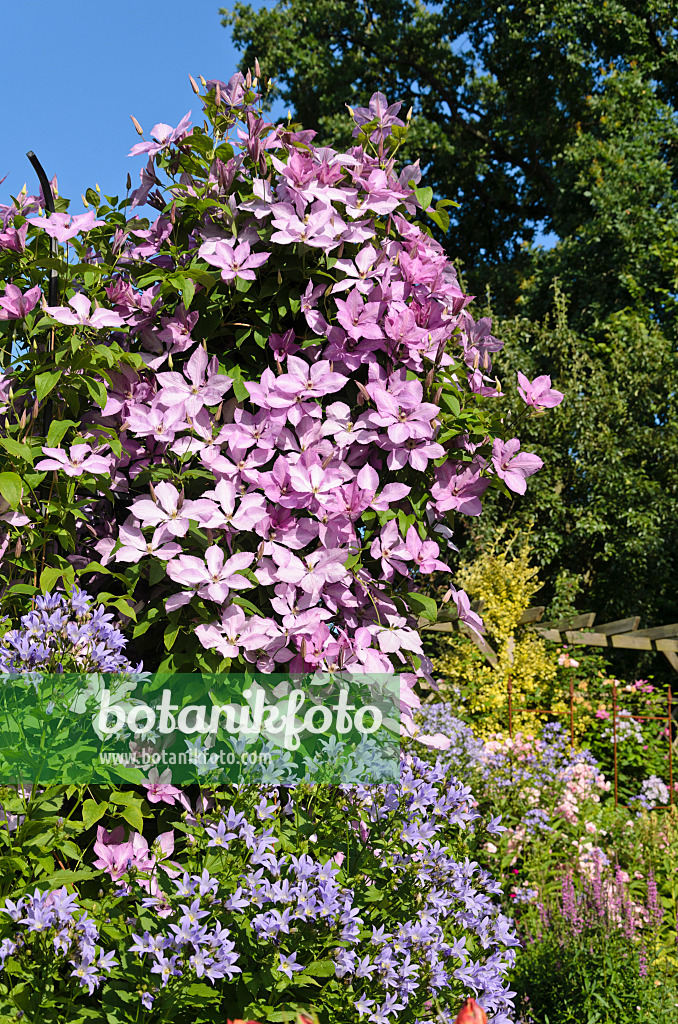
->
1, 1, 263, 208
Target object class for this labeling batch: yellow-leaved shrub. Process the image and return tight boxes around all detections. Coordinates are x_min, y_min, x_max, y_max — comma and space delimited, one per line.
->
427, 534, 561, 736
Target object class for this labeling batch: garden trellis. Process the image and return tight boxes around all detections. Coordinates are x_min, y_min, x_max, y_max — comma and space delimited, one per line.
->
420, 606, 676, 807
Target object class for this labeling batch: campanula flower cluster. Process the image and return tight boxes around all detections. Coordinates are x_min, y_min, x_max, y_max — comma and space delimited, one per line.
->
0, 586, 142, 675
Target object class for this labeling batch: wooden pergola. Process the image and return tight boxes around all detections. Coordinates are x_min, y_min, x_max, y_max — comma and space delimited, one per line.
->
420, 604, 677, 807
419, 606, 678, 675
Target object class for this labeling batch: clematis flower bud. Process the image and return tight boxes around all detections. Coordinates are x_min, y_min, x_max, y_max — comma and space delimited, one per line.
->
189, 74, 200, 94
454, 998, 488, 1024
130, 115, 144, 136
254, 57, 261, 79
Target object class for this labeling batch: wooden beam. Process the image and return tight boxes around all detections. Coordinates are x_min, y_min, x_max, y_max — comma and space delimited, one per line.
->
517, 606, 546, 625
631, 623, 678, 640
535, 628, 563, 642
535, 612, 596, 632
565, 631, 609, 646
593, 616, 640, 635
611, 634, 653, 650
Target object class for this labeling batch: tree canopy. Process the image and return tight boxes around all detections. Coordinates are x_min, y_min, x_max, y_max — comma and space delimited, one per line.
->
223, 0, 678, 328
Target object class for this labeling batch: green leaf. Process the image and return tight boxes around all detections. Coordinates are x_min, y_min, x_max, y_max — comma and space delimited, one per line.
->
0, 472, 22, 509
44, 868, 97, 887
8, 583, 38, 596
414, 185, 433, 210
82, 376, 109, 410
46, 419, 78, 448
0, 437, 35, 465
40, 566, 64, 594
180, 276, 196, 309
303, 960, 336, 977
148, 559, 166, 586
119, 803, 144, 831
82, 799, 108, 829
429, 209, 450, 232
35, 370, 62, 402
405, 591, 438, 623
164, 621, 180, 650
110, 597, 137, 622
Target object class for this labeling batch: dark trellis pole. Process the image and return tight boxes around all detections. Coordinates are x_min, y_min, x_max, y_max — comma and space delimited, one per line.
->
26, 152, 58, 307
26, 152, 58, 442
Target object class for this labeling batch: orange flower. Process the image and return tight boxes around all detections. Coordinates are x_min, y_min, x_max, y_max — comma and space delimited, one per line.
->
454, 997, 488, 1024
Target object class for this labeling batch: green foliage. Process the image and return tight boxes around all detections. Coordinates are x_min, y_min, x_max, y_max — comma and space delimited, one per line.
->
467, 287, 678, 633
424, 534, 559, 735
512, 930, 678, 1024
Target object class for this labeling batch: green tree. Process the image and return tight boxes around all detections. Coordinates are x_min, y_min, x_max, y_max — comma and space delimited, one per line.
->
222, 0, 678, 327
477, 288, 678, 628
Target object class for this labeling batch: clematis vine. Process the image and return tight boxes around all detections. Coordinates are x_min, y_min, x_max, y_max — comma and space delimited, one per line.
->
0, 72, 559, 729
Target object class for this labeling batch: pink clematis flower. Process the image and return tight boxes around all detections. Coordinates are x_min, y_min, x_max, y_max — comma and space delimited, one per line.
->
155, 346, 232, 417
129, 482, 217, 538
44, 293, 126, 330
26, 209, 105, 242
492, 438, 543, 495
268, 546, 349, 600
128, 112, 193, 157
0, 283, 41, 320
166, 546, 255, 603
431, 461, 490, 516
517, 371, 564, 410
142, 768, 184, 806
370, 520, 411, 580
334, 288, 383, 341
195, 604, 248, 658
36, 444, 112, 477
404, 526, 448, 573
113, 518, 182, 564
93, 826, 133, 880
449, 587, 485, 637
198, 238, 270, 283
270, 355, 348, 405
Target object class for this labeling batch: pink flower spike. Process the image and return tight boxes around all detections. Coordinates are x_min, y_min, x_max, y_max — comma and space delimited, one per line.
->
517, 371, 564, 409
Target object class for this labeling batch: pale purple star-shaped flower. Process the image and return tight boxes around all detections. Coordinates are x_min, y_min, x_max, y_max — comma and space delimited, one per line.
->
129, 481, 217, 538
26, 209, 105, 242
492, 438, 543, 495
166, 546, 255, 603
113, 518, 182, 563
517, 371, 564, 409
44, 293, 126, 330
128, 112, 193, 157
198, 238, 270, 283
36, 444, 112, 478
155, 346, 233, 416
